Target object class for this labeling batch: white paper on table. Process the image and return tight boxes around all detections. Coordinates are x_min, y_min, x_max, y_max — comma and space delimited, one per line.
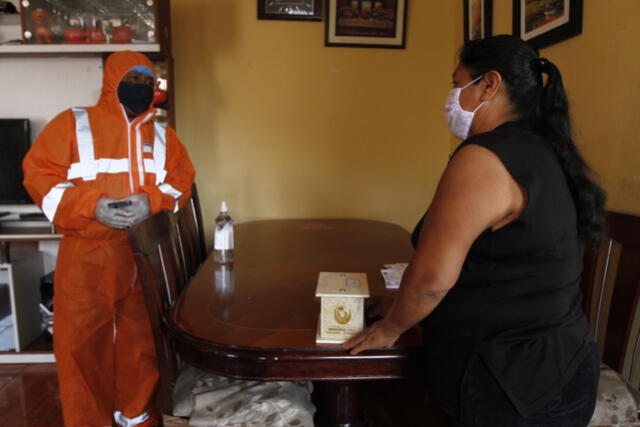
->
380, 263, 408, 289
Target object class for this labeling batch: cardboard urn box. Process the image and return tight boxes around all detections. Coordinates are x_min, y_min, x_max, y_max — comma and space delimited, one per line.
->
315, 272, 369, 344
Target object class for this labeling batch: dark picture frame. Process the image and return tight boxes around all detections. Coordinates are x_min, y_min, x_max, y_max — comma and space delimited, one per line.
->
464, 0, 492, 42
325, 0, 408, 49
257, 0, 323, 21
512, 0, 583, 49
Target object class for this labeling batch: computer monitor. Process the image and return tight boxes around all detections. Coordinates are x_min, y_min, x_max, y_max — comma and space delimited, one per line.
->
0, 119, 32, 204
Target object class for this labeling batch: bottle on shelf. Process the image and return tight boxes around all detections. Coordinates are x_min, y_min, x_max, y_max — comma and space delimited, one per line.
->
213, 201, 234, 264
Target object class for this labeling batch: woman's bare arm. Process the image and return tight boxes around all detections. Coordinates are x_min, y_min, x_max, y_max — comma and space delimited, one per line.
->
344, 144, 526, 354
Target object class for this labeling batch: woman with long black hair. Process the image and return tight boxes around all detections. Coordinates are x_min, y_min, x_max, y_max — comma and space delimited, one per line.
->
344, 35, 606, 426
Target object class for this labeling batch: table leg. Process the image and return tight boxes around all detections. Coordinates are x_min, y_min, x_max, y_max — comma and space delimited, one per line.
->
313, 381, 365, 427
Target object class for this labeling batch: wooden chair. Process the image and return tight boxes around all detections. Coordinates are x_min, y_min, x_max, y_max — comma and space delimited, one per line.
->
581, 211, 640, 424
128, 210, 185, 419
129, 211, 317, 426
189, 183, 207, 261
170, 183, 207, 287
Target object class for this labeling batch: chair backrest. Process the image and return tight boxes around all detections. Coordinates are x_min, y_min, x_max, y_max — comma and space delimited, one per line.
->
171, 182, 207, 287
128, 210, 184, 414
190, 182, 207, 260
581, 211, 640, 388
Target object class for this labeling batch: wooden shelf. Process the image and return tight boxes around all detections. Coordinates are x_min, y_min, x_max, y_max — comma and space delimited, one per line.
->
0, 43, 160, 54
0, 352, 55, 363
0, 230, 61, 241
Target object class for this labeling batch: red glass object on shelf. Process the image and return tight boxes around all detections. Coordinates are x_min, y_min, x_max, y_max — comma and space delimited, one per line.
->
31, 8, 53, 44
64, 27, 86, 44
87, 27, 106, 44
111, 25, 133, 44
153, 88, 167, 107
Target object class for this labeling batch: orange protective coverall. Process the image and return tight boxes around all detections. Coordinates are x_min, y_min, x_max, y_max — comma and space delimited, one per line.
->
23, 51, 195, 427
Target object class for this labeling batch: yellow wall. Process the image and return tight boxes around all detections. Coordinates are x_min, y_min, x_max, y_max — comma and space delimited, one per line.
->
171, 1, 456, 241
172, 0, 640, 246
487, 0, 640, 216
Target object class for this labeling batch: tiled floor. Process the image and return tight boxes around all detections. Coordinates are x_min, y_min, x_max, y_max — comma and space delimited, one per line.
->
0, 363, 63, 426
0, 363, 448, 426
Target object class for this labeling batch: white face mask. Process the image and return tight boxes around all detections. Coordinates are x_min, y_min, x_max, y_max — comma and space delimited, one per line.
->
444, 74, 486, 140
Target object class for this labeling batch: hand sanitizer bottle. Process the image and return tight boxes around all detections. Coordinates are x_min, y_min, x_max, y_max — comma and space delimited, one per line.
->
213, 201, 234, 264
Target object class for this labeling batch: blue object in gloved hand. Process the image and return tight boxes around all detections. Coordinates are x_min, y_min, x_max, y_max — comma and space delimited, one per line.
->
120, 194, 150, 226
95, 198, 135, 229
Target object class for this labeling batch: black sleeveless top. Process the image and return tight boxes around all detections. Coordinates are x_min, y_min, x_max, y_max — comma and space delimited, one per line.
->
411, 121, 593, 417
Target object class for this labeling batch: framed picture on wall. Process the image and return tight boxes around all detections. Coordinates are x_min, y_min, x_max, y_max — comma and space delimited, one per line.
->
512, 0, 583, 49
464, 0, 492, 42
257, 0, 323, 21
325, 0, 408, 49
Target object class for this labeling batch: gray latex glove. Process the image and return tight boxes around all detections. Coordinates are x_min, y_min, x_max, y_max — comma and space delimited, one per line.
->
95, 198, 135, 229
120, 193, 151, 226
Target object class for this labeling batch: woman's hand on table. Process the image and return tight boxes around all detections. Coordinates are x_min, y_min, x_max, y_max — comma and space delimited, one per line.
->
342, 319, 403, 355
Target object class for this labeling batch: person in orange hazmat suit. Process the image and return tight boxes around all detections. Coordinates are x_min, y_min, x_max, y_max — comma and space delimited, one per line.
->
23, 50, 195, 427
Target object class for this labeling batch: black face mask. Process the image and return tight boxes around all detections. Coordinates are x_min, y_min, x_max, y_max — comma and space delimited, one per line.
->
117, 81, 154, 116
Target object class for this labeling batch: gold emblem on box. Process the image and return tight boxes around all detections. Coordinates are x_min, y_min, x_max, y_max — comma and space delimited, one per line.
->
334, 306, 352, 324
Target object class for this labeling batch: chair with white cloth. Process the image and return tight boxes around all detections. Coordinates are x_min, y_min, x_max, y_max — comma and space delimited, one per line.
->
129, 210, 315, 426
581, 211, 640, 426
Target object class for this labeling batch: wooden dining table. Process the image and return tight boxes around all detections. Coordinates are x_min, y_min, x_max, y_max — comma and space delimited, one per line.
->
170, 219, 425, 426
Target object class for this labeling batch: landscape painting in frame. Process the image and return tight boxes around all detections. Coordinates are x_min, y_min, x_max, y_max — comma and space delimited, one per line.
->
513, 0, 583, 49
325, 0, 407, 48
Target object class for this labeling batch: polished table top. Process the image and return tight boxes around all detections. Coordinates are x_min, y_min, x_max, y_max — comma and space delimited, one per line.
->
170, 219, 423, 381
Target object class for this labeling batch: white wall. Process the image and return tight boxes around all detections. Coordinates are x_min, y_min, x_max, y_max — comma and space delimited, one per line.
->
0, 55, 103, 218
0, 56, 103, 141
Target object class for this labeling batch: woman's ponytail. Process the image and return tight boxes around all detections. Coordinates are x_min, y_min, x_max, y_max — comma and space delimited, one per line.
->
459, 36, 606, 243
538, 58, 571, 142
537, 58, 606, 243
